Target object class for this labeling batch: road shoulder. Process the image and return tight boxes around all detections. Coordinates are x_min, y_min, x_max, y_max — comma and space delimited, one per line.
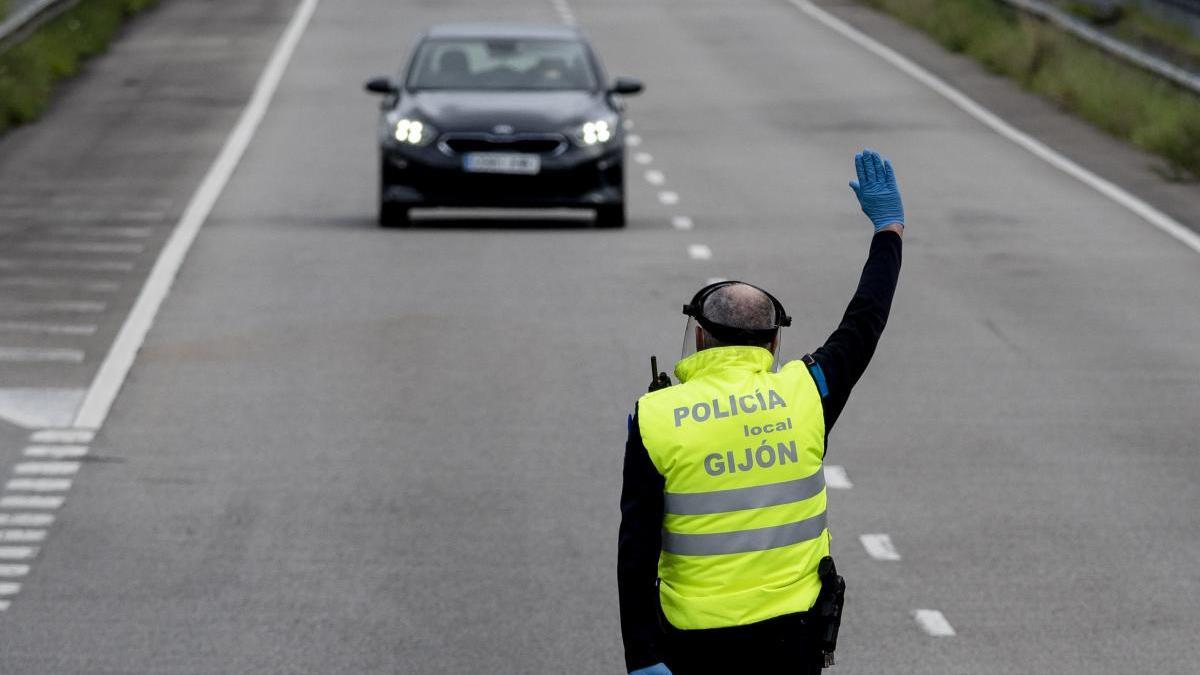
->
812, 0, 1200, 235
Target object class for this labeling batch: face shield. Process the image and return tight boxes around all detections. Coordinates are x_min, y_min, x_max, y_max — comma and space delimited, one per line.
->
681, 281, 792, 369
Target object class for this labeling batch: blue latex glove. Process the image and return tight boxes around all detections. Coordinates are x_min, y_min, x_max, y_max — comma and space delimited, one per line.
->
849, 149, 904, 231
630, 664, 673, 675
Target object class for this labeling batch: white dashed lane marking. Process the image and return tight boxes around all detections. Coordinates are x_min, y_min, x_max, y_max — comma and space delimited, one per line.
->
824, 465, 853, 489
623, 119, 634, 131
49, 225, 153, 238
24, 445, 89, 458
14, 462, 80, 476
0, 259, 135, 273
645, 170, 665, 186
860, 533, 901, 561
30, 429, 93, 444
0, 514, 54, 527
658, 191, 679, 206
0, 300, 106, 313
0, 428, 94, 612
634, 152, 653, 165
0, 547, 37, 561
0, 496, 63, 510
0, 277, 119, 292
627, 134, 642, 147
687, 244, 713, 261
0, 348, 85, 363
0, 530, 46, 543
672, 216, 694, 231
5, 479, 73, 492
22, 241, 145, 255
0, 322, 98, 336
913, 609, 956, 636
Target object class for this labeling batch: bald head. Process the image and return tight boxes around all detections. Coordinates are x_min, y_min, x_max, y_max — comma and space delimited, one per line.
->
697, 283, 778, 350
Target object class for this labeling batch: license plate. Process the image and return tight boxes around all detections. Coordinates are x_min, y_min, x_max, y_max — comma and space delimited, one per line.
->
463, 152, 541, 175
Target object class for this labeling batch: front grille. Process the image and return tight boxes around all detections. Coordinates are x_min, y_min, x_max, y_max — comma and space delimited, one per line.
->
441, 134, 567, 155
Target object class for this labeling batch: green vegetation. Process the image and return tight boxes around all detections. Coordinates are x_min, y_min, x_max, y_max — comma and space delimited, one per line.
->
1065, 2, 1200, 67
860, 0, 1200, 180
0, 0, 159, 135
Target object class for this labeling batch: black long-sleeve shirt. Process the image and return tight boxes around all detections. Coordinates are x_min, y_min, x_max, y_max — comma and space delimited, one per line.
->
618, 230, 903, 671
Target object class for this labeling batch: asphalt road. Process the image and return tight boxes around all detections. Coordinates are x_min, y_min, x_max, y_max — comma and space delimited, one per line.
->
1, 0, 1199, 673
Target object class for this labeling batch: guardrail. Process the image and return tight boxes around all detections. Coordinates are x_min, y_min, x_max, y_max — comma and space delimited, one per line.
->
1154, 0, 1200, 15
0, 0, 77, 51
1000, 0, 1200, 95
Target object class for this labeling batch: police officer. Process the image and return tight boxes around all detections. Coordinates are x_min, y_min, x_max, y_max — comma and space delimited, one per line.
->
618, 150, 905, 674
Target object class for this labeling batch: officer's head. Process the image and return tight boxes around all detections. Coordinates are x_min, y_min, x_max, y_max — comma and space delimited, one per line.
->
682, 281, 792, 359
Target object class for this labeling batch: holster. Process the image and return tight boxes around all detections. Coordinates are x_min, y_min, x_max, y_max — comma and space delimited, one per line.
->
814, 556, 846, 668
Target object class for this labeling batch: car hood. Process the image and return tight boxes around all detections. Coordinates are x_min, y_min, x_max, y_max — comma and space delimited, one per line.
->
400, 90, 604, 132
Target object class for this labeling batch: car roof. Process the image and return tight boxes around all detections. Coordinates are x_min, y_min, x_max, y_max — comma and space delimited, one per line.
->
421, 22, 584, 41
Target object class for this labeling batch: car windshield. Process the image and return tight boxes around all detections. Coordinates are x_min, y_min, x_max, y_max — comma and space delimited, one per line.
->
407, 38, 598, 91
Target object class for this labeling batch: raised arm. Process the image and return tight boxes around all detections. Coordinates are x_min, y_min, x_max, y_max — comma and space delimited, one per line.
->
811, 150, 905, 433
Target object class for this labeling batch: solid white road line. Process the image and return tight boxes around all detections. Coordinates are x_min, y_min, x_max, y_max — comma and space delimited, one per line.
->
14, 462, 80, 476
0, 547, 37, 561
0, 564, 30, 577
0, 348, 85, 363
688, 244, 714, 261
30, 429, 94, 443
645, 170, 666, 186
23, 242, 145, 255
5, 479, 72, 492
790, 0, 1200, 257
0, 514, 54, 527
0, 301, 106, 313
913, 609, 956, 636
24, 445, 89, 459
0, 582, 20, 595
0, 496, 63, 509
860, 533, 902, 561
672, 216, 694, 231
658, 191, 680, 206
73, 0, 323, 430
0, 322, 98, 336
627, 134, 643, 147
824, 465, 853, 489
0, 530, 46, 543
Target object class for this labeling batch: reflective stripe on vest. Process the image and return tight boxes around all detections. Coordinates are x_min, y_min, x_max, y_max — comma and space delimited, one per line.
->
663, 510, 827, 556
638, 345, 830, 630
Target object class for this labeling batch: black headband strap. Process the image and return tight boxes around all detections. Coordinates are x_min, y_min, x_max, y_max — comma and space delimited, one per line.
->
682, 280, 793, 329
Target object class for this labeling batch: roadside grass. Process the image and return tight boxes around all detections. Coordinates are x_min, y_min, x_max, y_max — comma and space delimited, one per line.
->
1064, 1, 1200, 68
0, 0, 158, 136
860, 0, 1200, 180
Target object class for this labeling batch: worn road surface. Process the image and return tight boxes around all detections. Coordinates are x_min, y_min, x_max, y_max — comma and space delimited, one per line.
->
0, 0, 1198, 672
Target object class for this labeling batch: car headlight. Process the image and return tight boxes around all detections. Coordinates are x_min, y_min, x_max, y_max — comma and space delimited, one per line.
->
391, 118, 437, 146
576, 118, 615, 146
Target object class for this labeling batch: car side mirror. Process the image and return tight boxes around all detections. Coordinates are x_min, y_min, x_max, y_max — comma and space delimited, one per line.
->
365, 76, 398, 95
609, 77, 644, 96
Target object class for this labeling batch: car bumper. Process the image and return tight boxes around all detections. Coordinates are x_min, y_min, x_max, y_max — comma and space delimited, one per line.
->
381, 144, 624, 208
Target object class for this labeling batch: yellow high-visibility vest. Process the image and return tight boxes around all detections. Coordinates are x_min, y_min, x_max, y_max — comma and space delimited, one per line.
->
638, 345, 828, 630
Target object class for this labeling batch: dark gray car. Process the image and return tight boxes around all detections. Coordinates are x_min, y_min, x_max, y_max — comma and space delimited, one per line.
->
365, 22, 643, 228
